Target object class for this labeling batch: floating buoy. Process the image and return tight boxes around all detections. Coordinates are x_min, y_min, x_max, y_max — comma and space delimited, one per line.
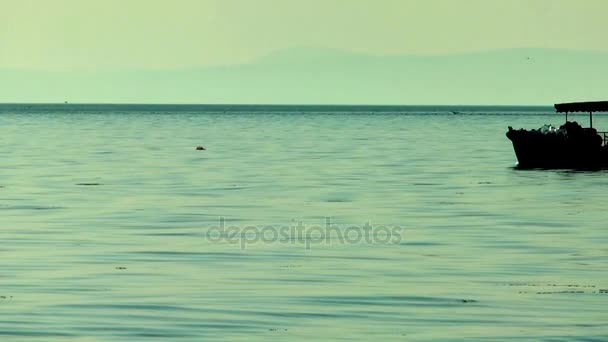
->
196, 146, 206, 150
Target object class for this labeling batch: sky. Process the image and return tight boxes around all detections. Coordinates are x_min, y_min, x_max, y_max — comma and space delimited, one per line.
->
1, 0, 607, 70
1, 0, 607, 104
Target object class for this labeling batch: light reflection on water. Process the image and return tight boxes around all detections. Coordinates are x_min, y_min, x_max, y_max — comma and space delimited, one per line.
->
1, 107, 607, 341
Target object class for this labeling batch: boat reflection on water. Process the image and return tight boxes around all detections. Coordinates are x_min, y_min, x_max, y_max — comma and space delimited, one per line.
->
506, 101, 608, 169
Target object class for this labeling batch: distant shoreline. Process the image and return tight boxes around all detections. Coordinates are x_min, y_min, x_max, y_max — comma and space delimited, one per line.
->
0, 103, 553, 111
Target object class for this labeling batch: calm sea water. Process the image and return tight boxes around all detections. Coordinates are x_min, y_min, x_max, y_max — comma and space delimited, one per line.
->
1, 104, 607, 341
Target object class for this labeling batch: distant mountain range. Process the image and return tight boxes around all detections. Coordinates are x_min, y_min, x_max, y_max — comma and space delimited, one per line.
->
2, 48, 607, 105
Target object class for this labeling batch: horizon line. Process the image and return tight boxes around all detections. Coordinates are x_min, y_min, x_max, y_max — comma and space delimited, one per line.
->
0, 102, 554, 107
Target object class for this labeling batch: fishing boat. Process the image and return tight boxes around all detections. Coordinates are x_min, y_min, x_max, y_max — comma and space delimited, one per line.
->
506, 101, 608, 169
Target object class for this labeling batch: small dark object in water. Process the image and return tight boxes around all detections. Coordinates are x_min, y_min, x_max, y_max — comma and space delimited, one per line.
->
196, 146, 206, 151
116, 267, 127, 270
76, 183, 102, 186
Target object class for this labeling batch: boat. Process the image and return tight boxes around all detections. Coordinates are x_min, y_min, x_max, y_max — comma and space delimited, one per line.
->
506, 101, 608, 169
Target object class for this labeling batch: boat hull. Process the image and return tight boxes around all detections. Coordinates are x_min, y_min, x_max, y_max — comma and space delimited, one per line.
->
506, 127, 608, 169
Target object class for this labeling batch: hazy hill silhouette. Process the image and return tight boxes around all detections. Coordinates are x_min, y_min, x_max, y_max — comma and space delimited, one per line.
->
2, 48, 607, 104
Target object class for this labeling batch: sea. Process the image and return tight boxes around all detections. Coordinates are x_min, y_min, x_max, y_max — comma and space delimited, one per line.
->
1, 104, 607, 341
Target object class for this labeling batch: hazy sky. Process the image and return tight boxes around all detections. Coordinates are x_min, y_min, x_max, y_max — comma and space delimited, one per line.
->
1, 0, 607, 70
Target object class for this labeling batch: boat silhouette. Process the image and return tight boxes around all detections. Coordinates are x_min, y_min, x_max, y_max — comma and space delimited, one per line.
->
506, 101, 608, 169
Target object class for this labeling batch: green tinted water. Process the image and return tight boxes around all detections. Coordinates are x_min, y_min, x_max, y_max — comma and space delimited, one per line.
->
1, 106, 607, 341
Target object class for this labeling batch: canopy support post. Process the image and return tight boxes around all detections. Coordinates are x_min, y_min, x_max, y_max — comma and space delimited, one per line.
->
590, 111, 593, 128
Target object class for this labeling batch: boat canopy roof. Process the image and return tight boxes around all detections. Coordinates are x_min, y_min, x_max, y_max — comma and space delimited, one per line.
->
555, 101, 608, 113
